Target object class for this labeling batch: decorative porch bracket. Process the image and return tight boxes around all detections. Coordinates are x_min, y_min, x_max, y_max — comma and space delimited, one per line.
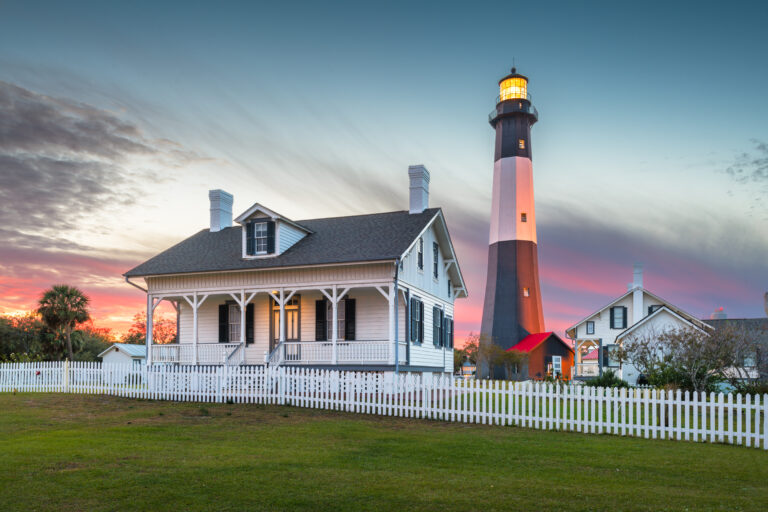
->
182, 292, 209, 365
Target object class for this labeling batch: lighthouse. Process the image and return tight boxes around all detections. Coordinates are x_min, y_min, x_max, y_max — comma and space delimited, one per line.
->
479, 68, 545, 378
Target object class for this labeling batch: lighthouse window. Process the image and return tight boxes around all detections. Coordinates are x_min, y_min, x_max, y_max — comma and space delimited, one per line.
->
521, 213, 527, 222
523, 287, 530, 297
518, 139, 525, 149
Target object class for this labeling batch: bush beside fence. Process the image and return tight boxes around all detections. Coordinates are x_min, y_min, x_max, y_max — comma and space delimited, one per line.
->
1, 361, 766, 449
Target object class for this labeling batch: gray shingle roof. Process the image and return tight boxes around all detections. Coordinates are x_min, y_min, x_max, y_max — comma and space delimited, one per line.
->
124, 208, 440, 277
703, 318, 768, 342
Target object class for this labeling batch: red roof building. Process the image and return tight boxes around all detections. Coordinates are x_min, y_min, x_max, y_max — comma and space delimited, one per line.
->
506, 332, 574, 380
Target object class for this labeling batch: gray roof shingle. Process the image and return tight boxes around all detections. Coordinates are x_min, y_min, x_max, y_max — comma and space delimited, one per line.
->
124, 208, 440, 277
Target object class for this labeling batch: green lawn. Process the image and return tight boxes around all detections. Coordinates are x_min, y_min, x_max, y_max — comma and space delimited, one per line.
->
0, 394, 765, 512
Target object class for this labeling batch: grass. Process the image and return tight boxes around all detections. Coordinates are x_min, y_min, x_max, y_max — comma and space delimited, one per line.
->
0, 394, 766, 511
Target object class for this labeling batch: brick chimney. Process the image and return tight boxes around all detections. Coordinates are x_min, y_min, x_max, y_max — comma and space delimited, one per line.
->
408, 165, 430, 214
209, 189, 233, 232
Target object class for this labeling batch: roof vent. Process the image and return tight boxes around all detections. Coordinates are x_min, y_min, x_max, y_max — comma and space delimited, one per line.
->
209, 189, 233, 232
408, 165, 430, 214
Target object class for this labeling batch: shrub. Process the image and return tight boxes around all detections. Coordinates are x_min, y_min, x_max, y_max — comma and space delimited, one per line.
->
585, 370, 629, 388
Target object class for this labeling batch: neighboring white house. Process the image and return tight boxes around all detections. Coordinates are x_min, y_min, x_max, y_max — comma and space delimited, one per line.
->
124, 165, 467, 375
98, 344, 146, 367
565, 264, 712, 385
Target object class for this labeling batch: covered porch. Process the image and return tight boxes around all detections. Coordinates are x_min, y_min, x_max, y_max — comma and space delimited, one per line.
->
145, 282, 408, 367
572, 338, 601, 379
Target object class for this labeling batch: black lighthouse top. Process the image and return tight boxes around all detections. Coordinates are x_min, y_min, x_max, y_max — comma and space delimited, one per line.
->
489, 67, 538, 161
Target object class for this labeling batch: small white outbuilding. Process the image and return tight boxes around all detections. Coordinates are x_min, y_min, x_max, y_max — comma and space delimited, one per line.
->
98, 344, 146, 367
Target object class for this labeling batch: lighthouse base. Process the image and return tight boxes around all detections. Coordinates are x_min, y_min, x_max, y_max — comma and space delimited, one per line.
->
479, 239, 545, 378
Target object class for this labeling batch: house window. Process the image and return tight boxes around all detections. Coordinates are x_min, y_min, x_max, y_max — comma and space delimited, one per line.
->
410, 297, 424, 343
518, 139, 525, 149
432, 306, 444, 348
586, 321, 595, 335
433, 242, 439, 279
648, 304, 662, 315
228, 303, 241, 342
552, 356, 562, 374
523, 287, 530, 297
447, 279, 452, 297
445, 316, 454, 349
521, 212, 527, 222
246, 221, 274, 255
610, 306, 627, 329
417, 238, 424, 270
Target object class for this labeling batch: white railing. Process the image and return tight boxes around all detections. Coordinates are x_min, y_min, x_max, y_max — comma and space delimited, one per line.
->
151, 344, 194, 364
151, 343, 243, 365
1, 362, 766, 450
281, 341, 401, 365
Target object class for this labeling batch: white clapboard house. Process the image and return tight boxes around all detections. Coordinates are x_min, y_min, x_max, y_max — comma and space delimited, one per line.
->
564, 265, 712, 385
124, 166, 467, 375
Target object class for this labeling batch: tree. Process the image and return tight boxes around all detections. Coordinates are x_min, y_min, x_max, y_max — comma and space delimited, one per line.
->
499, 349, 528, 380
123, 312, 177, 344
37, 285, 90, 360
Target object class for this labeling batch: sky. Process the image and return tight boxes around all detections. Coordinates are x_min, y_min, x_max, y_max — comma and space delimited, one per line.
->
1, 0, 767, 343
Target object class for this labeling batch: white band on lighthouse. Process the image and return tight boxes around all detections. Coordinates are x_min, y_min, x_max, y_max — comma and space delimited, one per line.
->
488, 156, 537, 245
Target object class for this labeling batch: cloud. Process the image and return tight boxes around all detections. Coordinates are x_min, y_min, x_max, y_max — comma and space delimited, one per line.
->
0, 81, 204, 334
725, 140, 768, 184
0, 81, 196, 239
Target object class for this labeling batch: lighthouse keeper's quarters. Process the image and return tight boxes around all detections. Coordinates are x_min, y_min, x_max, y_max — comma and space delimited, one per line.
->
564, 265, 712, 385
124, 166, 467, 375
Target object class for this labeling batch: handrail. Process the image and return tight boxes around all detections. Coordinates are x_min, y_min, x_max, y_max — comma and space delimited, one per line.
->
266, 342, 284, 367
225, 343, 244, 366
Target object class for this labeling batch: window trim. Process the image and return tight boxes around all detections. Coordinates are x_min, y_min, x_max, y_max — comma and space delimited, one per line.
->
586, 320, 595, 335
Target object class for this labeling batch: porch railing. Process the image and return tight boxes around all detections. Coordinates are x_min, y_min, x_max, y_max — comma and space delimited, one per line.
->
281, 341, 408, 365
151, 343, 244, 365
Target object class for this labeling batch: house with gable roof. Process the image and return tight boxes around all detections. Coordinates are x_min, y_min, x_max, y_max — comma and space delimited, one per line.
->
565, 264, 712, 385
124, 165, 467, 375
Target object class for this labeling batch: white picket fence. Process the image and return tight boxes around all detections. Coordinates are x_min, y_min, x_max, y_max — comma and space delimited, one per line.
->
1, 361, 766, 449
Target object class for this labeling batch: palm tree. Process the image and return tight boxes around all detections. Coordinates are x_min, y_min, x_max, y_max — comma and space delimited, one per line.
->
37, 285, 90, 360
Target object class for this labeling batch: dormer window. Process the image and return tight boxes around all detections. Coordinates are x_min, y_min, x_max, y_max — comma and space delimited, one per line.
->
246, 220, 275, 256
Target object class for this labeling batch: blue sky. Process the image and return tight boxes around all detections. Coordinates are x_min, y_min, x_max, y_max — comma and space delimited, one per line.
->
1, 0, 766, 337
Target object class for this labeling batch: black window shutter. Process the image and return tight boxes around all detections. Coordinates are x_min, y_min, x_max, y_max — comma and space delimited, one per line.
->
410, 298, 418, 342
245, 303, 254, 344
404, 291, 410, 343
418, 301, 424, 343
449, 319, 454, 348
432, 306, 440, 347
315, 299, 327, 341
610, 307, 616, 329
442, 316, 448, 348
345, 299, 356, 341
267, 221, 276, 253
246, 222, 255, 255
218, 304, 228, 342
622, 306, 628, 328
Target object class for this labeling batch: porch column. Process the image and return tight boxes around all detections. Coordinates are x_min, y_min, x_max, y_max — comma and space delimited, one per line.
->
240, 290, 246, 346
193, 291, 199, 365
146, 294, 153, 365
279, 288, 286, 343
331, 285, 338, 365
388, 284, 395, 365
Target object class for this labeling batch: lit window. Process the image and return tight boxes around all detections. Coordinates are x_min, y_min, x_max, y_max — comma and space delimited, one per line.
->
518, 139, 525, 149
499, 76, 528, 101
523, 287, 530, 297
552, 356, 562, 374
521, 212, 527, 223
